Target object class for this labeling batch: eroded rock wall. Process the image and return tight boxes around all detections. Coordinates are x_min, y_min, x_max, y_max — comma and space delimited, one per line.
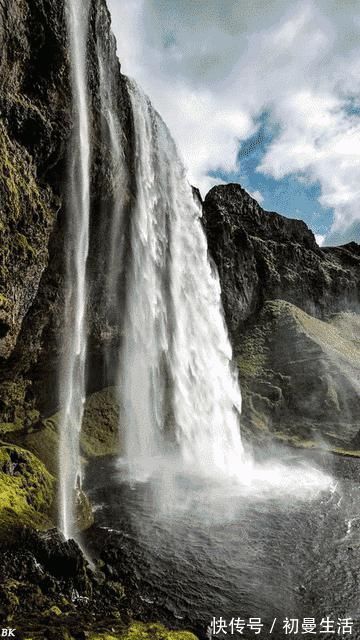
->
203, 183, 360, 340
0, 0, 134, 430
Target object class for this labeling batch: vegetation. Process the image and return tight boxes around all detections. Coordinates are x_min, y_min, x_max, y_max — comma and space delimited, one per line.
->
0, 444, 54, 533
88, 623, 198, 640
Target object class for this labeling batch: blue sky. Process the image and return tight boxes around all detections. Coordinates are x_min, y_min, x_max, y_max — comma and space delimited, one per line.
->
109, 0, 360, 247
209, 114, 334, 243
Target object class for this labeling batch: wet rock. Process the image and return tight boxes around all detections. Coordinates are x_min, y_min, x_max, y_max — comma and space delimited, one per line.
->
237, 300, 360, 452
20, 528, 91, 590
73, 489, 94, 532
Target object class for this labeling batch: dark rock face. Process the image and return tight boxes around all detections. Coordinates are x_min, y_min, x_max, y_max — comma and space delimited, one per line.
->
203, 184, 360, 452
203, 184, 360, 340
0, 0, 134, 427
0, 527, 129, 632
0, 0, 68, 359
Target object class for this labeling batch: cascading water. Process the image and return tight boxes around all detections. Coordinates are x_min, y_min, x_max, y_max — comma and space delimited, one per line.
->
59, 6, 331, 541
59, 0, 91, 539
119, 79, 245, 479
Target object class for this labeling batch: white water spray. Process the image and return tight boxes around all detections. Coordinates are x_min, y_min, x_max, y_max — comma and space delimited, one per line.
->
119, 80, 245, 479
59, 0, 91, 539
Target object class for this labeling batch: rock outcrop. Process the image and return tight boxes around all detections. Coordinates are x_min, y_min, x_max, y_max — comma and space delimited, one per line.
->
204, 184, 360, 339
0, 0, 134, 432
0, 0, 133, 587
0, 443, 54, 534
203, 184, 360, 453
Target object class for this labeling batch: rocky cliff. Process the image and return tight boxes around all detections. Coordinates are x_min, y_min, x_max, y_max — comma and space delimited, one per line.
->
203, 184, 360, 454
0, 0, 138, 568
0, 0, 134, 434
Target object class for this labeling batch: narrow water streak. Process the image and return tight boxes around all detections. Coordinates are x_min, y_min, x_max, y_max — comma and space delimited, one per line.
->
59, 0, 91, 540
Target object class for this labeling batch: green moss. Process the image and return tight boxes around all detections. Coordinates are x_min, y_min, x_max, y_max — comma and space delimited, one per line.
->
80, 387, 121, 457
0, 443, 55, 534
73, 487, 94, 531
89, 623, 198, 640
237, 346, 265, 378
0, 422, 22, 434
44, 606, 62, 617
266, 299, 360, 365
46, 387, 121, 460
0, 120, 52, 225
238, 300, 360, 455
0, 119, 55, 346
328, 312, 360, 344
237, 324, 270, 380
7, 419, 59, 475
16, 232, 37, 257
0, 379, 39, 432
272, 431, 360, 458
0, 293, 10, 307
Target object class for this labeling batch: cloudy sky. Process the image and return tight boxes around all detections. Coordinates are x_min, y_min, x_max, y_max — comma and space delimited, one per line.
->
108, 0, 360, 246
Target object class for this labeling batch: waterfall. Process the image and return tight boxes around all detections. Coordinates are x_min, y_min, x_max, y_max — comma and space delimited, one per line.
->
59, 0, 91, 539
119, 80, 245, 479
59, 5, 245, 538
55, 4, 334, 543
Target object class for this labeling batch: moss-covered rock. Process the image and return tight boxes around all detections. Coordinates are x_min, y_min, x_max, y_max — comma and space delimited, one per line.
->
80, 387, 121, 458
73, 487, 94, 531
3, 387, 118, 533
6, 386, 120, 477
89, 623, 198, 640
0, 443, 55, 534
41, 387, 121, 462
0, 379, 40, 435
0, 121, 56, 358
238, 299, 360, 454
5, 418, 58, 475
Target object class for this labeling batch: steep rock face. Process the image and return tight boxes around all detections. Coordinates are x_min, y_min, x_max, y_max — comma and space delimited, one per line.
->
203, 184, 360, 340
0, 0, 134, 430
0, 0, 68, 358
203, 184, 360, 452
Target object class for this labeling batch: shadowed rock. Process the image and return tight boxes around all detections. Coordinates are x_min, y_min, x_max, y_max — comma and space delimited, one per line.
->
203, 183, 360, 339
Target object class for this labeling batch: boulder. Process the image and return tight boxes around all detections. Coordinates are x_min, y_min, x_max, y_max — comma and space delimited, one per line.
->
0, 443, 55, 535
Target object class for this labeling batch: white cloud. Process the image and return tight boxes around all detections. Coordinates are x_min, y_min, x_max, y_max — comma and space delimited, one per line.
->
248, 190, 264, 205
315, 234, 325, 247
108, 0, 360, 242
